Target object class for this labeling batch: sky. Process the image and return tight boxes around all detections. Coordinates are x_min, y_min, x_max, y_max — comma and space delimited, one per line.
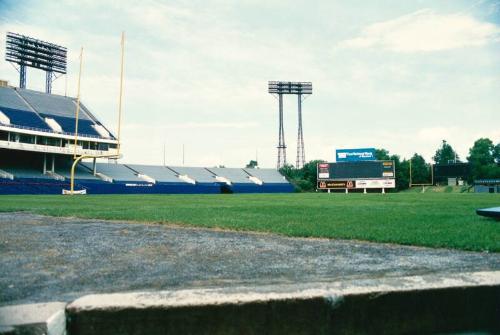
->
0, 0, 499, 168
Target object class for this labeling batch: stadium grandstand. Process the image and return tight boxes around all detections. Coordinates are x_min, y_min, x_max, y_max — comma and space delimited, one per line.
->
0, 83, 293, 195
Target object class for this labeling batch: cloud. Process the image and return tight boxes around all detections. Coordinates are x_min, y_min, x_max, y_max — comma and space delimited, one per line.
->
1, 2, 499, 168
417, 126, 458, 142
339, 9, 500, 52
124, 121, 259, 131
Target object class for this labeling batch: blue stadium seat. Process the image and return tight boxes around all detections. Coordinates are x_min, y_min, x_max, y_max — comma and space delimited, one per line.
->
0, 107, 51, 131
39, 114, 101, 137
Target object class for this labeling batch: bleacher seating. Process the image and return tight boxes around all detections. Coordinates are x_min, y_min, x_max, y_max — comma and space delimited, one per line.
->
0, 84, 296, 195
0, 87, 109, 137
0, 160, 293, 194
81, 162, 144, 183
0, 151, 43, 178
0, 107, 52, 131
54, 159, 99, 180
207, 167, 253, 184
127, 164, 185, 183
244, 168, 289, 183
0, 166, 50, 179
169, 166, 217, 183
17, 89, 93, 120
39, 113, 101, 137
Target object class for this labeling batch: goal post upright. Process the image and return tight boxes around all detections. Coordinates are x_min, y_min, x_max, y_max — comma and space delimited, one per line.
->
68, 33, 125, 194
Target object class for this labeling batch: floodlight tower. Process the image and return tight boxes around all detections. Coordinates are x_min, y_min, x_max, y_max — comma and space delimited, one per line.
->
268, 81, 312, 169
5, 32, 67, 93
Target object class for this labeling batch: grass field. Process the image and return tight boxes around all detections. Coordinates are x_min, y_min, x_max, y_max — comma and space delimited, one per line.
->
0, 193, 499, 252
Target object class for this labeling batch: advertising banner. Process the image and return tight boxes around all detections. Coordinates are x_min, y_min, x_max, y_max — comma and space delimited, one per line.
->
318, 163, 330, 179
382, 161, 395, 178
317, 179, 395, 190
355, 179, 396, 189
317, 180, 356, 189
336, 148, 376, 162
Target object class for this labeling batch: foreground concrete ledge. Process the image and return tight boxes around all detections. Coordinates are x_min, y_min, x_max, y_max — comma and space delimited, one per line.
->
0, 302, 66, 335
67, 271, 500, 335
68, 270, 500, 309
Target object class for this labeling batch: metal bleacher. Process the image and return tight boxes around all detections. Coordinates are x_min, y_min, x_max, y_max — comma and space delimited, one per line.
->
127, 164, 184, 183
168, 166, 217, 183
244, 168, 289, 183
81, 162, 144, 183
208, 167, 253, 184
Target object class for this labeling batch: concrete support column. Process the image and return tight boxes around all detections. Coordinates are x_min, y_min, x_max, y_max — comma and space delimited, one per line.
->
43, 154, 47, 174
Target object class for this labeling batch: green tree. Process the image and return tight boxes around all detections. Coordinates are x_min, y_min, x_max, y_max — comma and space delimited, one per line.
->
375, 148, 390, 160
302, 160, 326, 190
388, 154, 410, 191
493, 143, 500, 164
279, 164, 298, 181
467, 138, 500, 180
410, 153, 431, 185
245, 160, 258, 168
279, 160, 326, 192
433, 140, 458, 164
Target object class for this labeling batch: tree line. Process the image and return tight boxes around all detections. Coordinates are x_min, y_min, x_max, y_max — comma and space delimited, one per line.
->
274, 138, 500, 192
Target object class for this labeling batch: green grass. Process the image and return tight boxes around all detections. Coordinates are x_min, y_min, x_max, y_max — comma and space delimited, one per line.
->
0, 193, 499, 252
402, 185, 471, 193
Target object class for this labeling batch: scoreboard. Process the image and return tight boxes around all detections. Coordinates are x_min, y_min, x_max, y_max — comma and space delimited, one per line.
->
317, 161, 396, 190
433, 163, 470, 178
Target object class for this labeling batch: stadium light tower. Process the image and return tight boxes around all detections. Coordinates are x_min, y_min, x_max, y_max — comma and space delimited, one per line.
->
268, 81, 312, 169
5, 32, 67, 93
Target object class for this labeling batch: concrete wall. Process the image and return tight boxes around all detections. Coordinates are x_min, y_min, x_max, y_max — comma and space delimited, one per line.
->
2, 272, 498, 334
66, 271, 500, 335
